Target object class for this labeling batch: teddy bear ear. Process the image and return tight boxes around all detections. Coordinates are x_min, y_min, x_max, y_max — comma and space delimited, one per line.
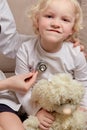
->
31, 87, 39, 102
31, 79, 48, 102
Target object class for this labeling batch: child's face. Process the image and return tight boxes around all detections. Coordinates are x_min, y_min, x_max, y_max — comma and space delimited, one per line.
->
37, 0, 76, 45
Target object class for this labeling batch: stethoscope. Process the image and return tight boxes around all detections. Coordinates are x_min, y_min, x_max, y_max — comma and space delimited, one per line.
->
36, 61, 47, 73
25, 61, 47, 82
0, 25, 1, 33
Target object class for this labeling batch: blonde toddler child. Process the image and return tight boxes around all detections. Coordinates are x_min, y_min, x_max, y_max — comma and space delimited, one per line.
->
15, 0, 87, 130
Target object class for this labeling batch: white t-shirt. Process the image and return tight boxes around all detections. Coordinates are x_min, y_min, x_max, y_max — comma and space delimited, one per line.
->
15, 36, 87, 115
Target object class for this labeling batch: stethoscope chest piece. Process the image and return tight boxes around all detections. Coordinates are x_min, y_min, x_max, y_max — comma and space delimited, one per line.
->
36, 61, 47, 72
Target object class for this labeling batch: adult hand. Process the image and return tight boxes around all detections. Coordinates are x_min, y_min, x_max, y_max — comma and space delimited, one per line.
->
5, 72, 38, 93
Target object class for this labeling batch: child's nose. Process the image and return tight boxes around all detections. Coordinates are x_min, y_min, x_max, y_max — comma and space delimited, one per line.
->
51, 19, 61, 28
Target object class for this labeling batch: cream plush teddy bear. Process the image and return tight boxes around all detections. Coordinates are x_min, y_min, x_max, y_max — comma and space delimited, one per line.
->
23, 73, 87, 130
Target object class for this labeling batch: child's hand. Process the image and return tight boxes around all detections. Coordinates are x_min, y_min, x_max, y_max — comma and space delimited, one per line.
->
36, 109, 54, 130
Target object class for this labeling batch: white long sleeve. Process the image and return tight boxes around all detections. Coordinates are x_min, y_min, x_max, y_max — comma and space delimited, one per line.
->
0, 0, 30, 58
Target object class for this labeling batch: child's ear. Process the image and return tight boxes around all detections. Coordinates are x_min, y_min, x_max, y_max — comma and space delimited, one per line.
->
70, 28, 75, 35
69, 29, 76, 38
35, 14, 39, 29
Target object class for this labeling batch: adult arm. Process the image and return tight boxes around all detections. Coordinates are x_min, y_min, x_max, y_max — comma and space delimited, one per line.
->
0, 0, 29, 58
0, 72, 38, 93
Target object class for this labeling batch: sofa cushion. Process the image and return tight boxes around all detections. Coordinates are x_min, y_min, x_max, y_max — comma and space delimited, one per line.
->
0, 54, 15, 77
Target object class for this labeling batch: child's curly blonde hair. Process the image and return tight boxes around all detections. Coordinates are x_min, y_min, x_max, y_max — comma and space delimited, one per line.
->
28, 0, 83, 40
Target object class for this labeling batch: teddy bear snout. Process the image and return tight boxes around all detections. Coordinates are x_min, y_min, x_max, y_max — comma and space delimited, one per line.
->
54, 104, 76, 115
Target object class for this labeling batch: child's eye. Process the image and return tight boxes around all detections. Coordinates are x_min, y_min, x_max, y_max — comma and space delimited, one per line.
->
45, 15, 53, 18
62, 18, 70, 22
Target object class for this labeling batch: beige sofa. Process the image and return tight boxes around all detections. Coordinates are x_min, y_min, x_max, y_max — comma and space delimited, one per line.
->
0, 0, 87, 78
